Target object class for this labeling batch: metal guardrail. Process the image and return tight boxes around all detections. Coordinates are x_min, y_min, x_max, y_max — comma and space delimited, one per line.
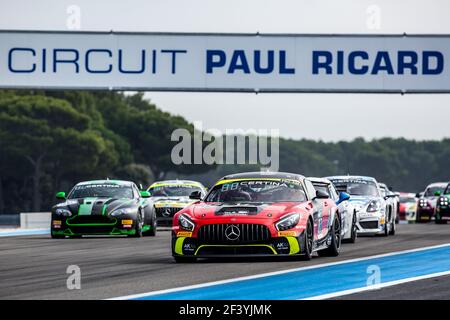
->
0, 214, 20, 227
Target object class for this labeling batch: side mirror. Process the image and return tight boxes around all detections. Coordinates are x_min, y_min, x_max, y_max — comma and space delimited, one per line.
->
315, 190, 329, 199
56, 191, 66, 200
415, 193, 421, 198
434, 191, 441, 196
189, 191, 202, 200
388, 186, 393, 191
140, 191, 151, 198
337, 192, 350, 205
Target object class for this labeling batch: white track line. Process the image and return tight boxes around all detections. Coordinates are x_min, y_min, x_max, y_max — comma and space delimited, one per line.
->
109, 242, 450, 300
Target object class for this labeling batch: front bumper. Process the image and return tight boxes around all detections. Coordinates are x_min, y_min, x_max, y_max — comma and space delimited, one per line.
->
416, 207, 434, 221
51, 214, 137, 236
356, 215, 387, 235
435, 206, 450, 221
172, 232, 305, 258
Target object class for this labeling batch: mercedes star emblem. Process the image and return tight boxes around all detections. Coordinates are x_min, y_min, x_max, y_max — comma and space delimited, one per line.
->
225, 224, 241, 241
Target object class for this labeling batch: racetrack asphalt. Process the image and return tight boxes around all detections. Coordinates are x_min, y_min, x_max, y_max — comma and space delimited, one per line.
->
0, 223, 449, 300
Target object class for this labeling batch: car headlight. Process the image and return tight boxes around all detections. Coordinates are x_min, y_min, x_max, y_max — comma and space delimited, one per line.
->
275, 213, 300, 231
55, 208, 72, 217
367, 200, 382, 212
178, 214, 195, 231
110, 208, 136, 216
439, 197, 449, 206
418, 199, 428, 207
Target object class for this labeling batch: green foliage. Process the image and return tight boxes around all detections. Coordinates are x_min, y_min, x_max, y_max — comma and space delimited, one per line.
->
0, 89, 449, 214
0, 90, 210, 213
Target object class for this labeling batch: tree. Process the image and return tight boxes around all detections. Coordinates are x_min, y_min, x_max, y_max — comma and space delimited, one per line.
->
0, 94, 119, 211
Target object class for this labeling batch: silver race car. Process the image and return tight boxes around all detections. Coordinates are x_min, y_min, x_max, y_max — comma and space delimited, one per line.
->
378, 182, 399, 225
309, 177, 357, 243
327, 176, 396, 236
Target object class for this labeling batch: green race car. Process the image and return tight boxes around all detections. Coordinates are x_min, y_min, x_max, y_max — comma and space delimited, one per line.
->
435, 182, 450, 224
51, 180, 157, 238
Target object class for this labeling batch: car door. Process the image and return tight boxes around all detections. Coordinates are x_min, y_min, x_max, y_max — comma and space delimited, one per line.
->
328, 184, 344, 231
310, 182, 331, 241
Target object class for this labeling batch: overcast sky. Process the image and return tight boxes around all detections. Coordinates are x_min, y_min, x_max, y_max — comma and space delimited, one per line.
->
1, 0, 449, 141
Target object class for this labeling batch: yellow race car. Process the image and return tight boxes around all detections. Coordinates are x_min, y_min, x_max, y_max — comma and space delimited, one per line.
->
147, 180, 207, 227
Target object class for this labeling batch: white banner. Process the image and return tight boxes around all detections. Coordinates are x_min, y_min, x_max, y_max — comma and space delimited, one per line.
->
0, 31, 449, 93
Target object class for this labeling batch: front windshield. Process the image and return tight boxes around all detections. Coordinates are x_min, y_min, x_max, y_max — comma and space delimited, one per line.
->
400, 196, 416, 203
330, 179, 379, 197
149, 184, 203, 197
69, 183, 133, 199
205, 179, 307, 203
425, 186, 445, 197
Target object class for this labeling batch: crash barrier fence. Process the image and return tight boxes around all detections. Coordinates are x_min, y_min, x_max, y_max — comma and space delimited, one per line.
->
19, 212, 51, 229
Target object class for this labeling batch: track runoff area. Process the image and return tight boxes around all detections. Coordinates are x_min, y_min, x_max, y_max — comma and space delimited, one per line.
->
0, 223, 449, 300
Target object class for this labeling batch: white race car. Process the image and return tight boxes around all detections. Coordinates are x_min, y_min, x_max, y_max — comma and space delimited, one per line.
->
309, 177, 357, 243
327, 176, 396, 236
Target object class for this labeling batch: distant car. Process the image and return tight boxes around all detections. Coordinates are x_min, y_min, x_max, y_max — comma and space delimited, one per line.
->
309, 177, 357, 243
51, 180, 156, 238
434, 182, 450, 224
147, 180, 207, 227
378, 183, 399, 224
172, 172, 342, 262
416, 182, 447, 222
327, 176, 396, 236
398, 192, 418, 221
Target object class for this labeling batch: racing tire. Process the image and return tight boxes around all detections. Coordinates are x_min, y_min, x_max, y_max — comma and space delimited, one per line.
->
346, 212, 357, 244
383, 222, 389, 237
129, 212, 143, 238
342, 212, 357, 244
143, 212, 157, 237
389, 217, 396, 235
318, 215, 341, 257
382, 211, 390, 237
174, 256, 197, 263
299, 218, 314, 261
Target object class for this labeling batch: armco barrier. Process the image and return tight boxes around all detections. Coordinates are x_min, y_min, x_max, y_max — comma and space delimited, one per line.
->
0, 214, 20, 227
20, 212, 51, 229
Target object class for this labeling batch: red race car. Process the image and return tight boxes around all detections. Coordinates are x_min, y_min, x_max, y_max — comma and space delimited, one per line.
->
398, 192, 418, 221
171, 172, 342, 262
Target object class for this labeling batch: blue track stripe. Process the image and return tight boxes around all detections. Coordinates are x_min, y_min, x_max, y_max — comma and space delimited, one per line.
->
134, 245, 450, 300
0, 229, 50, 237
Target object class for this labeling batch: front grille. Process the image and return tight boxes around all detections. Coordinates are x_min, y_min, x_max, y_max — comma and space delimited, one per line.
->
196, 245, 274, 256
197, 224, 271, 244
359, 221, 379, 229
68, 226, 117, 234
67, 215, 116, 225
155, 207, 183, 218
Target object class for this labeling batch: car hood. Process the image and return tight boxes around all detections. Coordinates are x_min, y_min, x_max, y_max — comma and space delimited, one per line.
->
53, 197, 136, 215
348, 195, 381, 208
187, 202, 307, 220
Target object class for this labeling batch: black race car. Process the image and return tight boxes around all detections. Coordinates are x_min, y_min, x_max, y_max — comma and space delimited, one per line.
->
51, 180, 157, 238
435, 182, 450, 224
